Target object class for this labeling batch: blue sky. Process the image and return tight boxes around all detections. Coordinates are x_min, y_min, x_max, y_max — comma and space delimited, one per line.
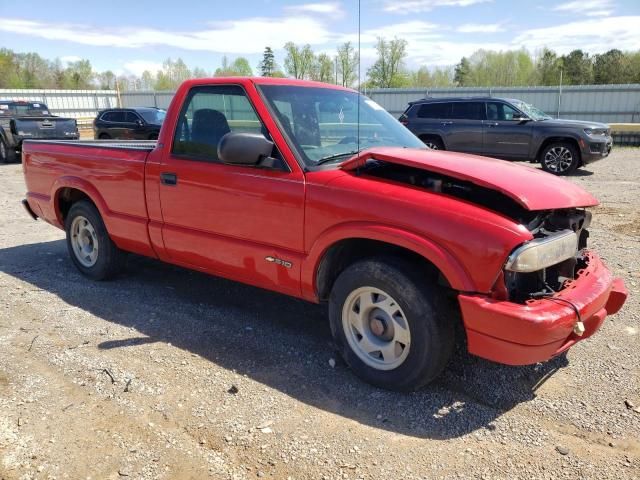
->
1, 0, 639, 76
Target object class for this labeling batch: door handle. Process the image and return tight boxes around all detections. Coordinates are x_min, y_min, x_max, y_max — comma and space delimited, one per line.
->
160, 172, 177, 186
487, 122, 499, 127
441, 121, 453, 126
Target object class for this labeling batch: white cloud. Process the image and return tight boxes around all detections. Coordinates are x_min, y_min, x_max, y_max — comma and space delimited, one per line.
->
285, 2, 344, 17
383, 0, 491, 14
0, 16, 333, 54
123, 60, 164, 76
456, 23, 503, 33
553, 0, 613, 17
514, 16, 640, 54
60, 55, 82, 63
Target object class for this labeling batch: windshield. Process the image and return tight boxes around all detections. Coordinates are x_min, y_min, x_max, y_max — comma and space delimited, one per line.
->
0, 102, 50, 116
512, 100, 552, 121
139, 109, 166, 124
259, 85, 425, 167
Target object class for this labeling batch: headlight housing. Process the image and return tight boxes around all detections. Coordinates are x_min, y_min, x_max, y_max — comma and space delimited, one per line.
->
505, 230, 578, 273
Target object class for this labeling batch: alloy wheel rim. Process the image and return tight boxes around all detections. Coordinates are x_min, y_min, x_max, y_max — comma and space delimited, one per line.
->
544, 146, 573, 173
70, 215, 99, 267
342, 287, 411, 370
424, 142, 438, 150
0, 141, 5, 159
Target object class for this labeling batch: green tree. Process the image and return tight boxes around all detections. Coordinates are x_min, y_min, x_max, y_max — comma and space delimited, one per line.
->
260, 46, 276, 77
560, 50, 593, 85
214, 56, 253, 76
336, 42, 359, 87
536, 48, 562, 85
454, 57, 471, 86
312, 53, 334, 83
367, 37, 409, 88
283, 42, 315, 79
593, 49, 628, 84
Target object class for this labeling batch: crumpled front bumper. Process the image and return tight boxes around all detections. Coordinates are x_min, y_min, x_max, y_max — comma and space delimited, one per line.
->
458, 251, 628, 365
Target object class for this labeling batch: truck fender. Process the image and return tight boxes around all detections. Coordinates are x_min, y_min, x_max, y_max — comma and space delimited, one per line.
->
300, 222, 475, 302
50, 176, 111, 228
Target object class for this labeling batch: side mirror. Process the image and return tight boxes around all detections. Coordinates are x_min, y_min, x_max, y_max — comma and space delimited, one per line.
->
511, 113, 529, 122
135, 119, 144, 126
218, 132, 274, 167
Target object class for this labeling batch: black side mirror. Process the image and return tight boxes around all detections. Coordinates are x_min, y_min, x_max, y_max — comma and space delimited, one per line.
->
218, 132, 274, 167
512, 113, 529, 122
135, 119, 144, 126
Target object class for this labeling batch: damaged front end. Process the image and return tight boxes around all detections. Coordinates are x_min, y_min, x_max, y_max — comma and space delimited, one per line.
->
502, 208, 592, 303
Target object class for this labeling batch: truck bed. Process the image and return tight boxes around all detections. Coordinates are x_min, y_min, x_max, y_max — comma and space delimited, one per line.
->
22, 139, 157, 258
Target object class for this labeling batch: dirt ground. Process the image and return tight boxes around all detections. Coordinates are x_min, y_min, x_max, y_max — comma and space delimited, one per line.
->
0, 150, 639, 480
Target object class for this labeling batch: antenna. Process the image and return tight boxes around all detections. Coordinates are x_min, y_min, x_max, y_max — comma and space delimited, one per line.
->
356, 0, 361, 161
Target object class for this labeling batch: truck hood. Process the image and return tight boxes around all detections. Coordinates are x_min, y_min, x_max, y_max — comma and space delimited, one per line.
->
341, 147, 598, 211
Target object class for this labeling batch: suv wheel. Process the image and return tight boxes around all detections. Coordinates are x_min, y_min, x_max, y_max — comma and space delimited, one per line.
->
0, 139, 16, 163
540, 142, 580, 175
420, 136, 444, 150
329, 257, 454, 391
99, 133, 111, 140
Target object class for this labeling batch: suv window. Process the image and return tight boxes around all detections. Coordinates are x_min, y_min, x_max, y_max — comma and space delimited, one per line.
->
450, 102, 484, 120
486, 102, 521, 121
172, 85, 264, 162
416, 102, 450, 119
102, 111, 126, 122
125, 111, 141, 123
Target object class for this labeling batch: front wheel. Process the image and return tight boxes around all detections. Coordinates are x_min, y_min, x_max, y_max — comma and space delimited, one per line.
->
329, 257, 454, 391
540, 142, 580, 175
420, 135, 445, 150
65, 200, 124, 280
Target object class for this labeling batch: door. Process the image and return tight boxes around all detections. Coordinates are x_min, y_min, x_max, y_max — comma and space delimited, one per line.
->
124, 111, 146, 139
442, 101, 485, 154
483, 102, 533, 158
102, 111, 127, 138
158, 84, 305, 296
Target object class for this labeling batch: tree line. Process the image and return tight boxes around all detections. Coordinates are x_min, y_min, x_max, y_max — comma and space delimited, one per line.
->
1, 42, 639, 92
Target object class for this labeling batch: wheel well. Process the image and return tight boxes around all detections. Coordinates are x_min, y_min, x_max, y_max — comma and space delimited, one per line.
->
57, 187, 93, 222
537, 137, 582, 165
418, 134, 443, 145
315, 238, 451, 301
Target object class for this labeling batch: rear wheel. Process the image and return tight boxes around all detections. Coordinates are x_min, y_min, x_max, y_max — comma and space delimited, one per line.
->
148, 133, 158, 140
329, 257, 454, 391
0, 138, 16, 163
420, 135, 445, 150
98, 133, 111, 140
540, 142, 580, 175
65, 200, 124, 280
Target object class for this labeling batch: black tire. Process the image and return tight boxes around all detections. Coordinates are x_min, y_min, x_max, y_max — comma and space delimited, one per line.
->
420, 135, 445, 150
98, 133, 111, 140
0, 138, 17, 163
148, 133, 159, 140
65, 200, 124, 280
540, 142, 580, 175
328, 257, 455, 391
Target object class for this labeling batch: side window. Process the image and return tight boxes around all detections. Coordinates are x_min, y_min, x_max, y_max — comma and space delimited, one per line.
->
108, 111, 126, 122
172, 85, 265, 162
125, 112, 141, 123
487, 102, 520, 121
417, 103, 450, 119
450, 102, 484, 120
101, 112, 114, 122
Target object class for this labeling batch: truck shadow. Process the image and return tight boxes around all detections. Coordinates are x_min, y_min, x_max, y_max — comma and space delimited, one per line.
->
0, 239, 568, 440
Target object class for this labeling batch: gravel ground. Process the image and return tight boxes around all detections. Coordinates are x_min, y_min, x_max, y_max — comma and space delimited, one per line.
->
0, 150, 638, 480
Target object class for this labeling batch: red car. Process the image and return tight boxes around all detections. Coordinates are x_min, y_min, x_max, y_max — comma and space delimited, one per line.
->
21, 77, 627, 391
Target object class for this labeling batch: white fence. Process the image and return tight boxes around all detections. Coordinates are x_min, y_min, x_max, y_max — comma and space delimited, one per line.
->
3, 84, 640, 125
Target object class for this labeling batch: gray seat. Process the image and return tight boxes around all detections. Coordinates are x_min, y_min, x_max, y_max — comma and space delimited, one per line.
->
191, 109, 231, 156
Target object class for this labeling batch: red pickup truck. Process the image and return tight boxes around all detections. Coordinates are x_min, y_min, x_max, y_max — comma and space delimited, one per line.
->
22, 77, 627, 391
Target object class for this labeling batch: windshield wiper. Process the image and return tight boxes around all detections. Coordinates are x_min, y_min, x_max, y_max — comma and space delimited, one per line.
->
315, 150, 360, 166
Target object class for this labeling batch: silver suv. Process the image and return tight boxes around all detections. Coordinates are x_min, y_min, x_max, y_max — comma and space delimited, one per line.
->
400, 97, 613, 175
